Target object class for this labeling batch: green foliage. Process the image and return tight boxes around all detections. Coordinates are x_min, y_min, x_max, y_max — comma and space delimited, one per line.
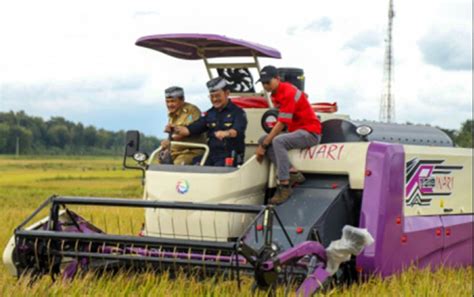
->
455, 120, 473, 148
0, 110, 471, 156
439, 127, 457, 144
0, 111, 161, 155
0, 123, 10, 151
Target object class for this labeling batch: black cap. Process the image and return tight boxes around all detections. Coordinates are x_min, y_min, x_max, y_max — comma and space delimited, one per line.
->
256, 65, 278, 83
165, 86, 184, 98
206, 77, 228, 92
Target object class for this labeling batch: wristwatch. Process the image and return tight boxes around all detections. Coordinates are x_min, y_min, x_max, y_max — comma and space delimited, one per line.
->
261, 142, 269, 149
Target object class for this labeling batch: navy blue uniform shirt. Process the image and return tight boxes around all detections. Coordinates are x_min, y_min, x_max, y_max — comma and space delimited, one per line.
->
187, 100, 247, 166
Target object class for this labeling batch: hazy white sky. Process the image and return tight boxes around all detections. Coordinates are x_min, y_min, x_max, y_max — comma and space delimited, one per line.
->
0, 0, 472, 137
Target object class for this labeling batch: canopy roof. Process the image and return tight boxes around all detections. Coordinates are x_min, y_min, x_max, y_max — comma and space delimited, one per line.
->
135, 33, 281, 60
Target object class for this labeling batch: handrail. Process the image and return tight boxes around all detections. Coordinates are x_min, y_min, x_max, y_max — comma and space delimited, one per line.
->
149, 141, 210, 166
51, 196, 264, 213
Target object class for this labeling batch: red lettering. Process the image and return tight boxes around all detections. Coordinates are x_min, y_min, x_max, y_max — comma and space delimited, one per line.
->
300, 144, 345, 160
337, 144, 344, 160
307, 147, 317, 159
299, 148, 307, 159
434, 176, 455, 192
327, 144, 338, 160
316, 145, 327, 158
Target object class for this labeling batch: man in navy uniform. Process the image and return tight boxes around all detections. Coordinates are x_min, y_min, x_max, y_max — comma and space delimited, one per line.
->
173, 77, 248, 166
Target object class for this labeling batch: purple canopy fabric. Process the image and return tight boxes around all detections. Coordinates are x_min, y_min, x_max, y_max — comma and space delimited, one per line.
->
135, 33, 281, 60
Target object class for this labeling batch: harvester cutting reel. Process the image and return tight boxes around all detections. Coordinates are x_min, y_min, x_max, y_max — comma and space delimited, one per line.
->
7, 196, 372, 296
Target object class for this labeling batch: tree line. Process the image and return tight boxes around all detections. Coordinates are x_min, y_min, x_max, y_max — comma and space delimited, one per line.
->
0, 111, 471, 156
438, 120, 473, 148
0, 111, 160, 155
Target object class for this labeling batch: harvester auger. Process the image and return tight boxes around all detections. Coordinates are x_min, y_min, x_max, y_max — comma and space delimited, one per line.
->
4, 34, 473, 296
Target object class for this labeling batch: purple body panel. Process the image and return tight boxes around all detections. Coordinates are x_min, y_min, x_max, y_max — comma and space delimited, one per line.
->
262, 241, 326, 271
441, 215, 474, 266
135, 33, 282, 60
357, 142, 473, 276
296, 266, 330, 297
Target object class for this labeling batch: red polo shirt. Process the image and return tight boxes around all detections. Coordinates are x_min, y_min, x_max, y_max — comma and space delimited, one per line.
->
271, 81, 321, 134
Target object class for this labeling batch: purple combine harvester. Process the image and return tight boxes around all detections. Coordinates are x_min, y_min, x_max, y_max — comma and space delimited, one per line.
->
3, 34, 473, 296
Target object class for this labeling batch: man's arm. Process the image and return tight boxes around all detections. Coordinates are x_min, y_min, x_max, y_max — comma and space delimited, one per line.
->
214, 109, 248, 140
215, 109, 248, 139
173, 107, 202, 140
255, 120, 286, 163
261, 121, 286, 146
231, 109, 248, 137
255, 89, 294, 163
262, 88, 295, 145
174, 115, 207, 137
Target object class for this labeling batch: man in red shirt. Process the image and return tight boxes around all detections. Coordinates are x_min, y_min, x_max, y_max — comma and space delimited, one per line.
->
255, 65, 321, 204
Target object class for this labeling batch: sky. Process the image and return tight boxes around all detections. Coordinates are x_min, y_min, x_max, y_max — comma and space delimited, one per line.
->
0, 0, 472, 138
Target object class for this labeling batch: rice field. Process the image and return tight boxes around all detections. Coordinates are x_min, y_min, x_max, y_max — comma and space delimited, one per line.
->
0, 156, 472, 296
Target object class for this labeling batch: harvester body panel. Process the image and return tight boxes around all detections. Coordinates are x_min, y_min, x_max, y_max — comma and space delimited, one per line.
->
403, 145, 472, 216
357, 142, 473, 276
143, 157, 269, 241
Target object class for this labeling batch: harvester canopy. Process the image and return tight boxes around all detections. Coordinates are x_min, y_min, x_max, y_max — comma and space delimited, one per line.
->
135, 33, 282, 60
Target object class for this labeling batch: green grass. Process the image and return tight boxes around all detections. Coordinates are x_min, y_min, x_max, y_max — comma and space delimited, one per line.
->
0, 156, 472, 296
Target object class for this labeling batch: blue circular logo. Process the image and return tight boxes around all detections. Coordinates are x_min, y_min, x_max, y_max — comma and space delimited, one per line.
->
176, 180, 189, 194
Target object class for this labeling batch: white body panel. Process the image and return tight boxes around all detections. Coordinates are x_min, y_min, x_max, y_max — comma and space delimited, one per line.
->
403, 145, 472, 216
3, 236, 17, 276
289, 142, 369, 189
143, 157, 269, 241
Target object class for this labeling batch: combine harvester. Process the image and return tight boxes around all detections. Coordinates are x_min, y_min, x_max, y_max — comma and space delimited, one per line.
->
4, 34, 473, 296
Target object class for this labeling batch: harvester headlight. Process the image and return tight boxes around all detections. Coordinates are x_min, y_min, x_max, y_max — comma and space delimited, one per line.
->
133, 152, 149, 163
356, 125, 373, 137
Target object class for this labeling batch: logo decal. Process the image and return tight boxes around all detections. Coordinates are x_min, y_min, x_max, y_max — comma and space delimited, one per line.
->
405, 158, 463, 207
176, 180, 189, 194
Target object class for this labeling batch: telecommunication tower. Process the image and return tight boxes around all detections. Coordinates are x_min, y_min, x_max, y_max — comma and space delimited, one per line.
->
380, 0, 395, 123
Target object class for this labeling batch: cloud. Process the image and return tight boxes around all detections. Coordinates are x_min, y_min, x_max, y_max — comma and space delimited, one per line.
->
304, 17, 332, 32
397, 87, 472, 128
0, 75, 147, 116
0, 0, 471, 136
286, 26, 297, 36
0, 75, 168, 136
134, 11, 160, 18
287, 17, 332, 36
0, 73, 214, 136
418, 26, 472, 71
344, 30, 382, 52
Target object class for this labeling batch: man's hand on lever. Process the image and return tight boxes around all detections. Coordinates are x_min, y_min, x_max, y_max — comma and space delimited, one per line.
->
164, 123, 174, 133
161, 139, 170, 150
173, 126, 191, 137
